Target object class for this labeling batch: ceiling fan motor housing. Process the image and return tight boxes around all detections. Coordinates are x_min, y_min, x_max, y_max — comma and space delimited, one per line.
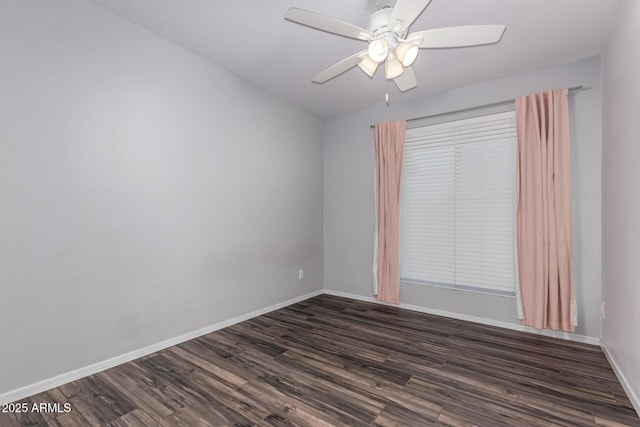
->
375, 0, 396, 10
367, 8, 407, 39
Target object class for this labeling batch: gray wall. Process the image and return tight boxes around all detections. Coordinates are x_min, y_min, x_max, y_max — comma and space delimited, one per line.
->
602, 0, 640, 407
324, 56, 602, 339
0, 0, 323, 395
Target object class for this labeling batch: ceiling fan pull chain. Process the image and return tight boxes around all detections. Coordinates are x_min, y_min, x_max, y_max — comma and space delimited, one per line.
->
386, 79, 390, 107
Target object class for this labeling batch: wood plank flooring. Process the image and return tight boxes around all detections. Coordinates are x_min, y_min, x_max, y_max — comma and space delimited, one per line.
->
2, 294, 638, 426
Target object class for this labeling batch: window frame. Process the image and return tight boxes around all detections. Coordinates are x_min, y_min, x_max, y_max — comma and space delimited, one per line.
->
399, 109, 518, 297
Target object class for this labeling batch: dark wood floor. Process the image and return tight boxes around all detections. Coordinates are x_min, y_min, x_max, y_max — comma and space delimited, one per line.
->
2, 294, 639, 426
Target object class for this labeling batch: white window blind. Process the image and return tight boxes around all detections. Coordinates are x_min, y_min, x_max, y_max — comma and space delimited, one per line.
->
400, 111, 517, 294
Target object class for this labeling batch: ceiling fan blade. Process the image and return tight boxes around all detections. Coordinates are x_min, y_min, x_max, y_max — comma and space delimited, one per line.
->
312, 51, 368, 83
285, 8, 373, 41
389, 0, 432, 33
393, 66, 417, 92
410, 25, 506, 49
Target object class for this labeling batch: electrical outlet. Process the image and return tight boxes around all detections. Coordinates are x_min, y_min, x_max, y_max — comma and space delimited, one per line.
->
298, 269, 304, 280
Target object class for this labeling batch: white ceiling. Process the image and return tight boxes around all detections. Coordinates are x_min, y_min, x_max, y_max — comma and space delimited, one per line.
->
89, 0, 621, 117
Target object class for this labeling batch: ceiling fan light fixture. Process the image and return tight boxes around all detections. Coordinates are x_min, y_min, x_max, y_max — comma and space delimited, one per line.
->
385, 56, 404, 79
368, 38, 389, 63
395, 42, 419, 67
358, 56, 379, 77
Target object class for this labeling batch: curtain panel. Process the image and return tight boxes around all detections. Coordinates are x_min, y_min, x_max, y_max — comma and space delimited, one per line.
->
515, 89, 576, 332
373, 120, 406, 304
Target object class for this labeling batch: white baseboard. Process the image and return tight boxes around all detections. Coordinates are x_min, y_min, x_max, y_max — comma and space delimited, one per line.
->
0, 289, 323, 406
601, 342, 640, 416
323, 289, 600, 346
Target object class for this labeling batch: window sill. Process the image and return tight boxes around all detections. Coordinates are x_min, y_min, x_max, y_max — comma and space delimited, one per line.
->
400, 279, 516, 298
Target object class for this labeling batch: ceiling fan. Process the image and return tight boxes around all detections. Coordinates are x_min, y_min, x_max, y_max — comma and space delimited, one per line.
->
284, 0, 506, 92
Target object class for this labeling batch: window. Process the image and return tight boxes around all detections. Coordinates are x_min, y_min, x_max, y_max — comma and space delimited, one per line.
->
400, 111, 517, 295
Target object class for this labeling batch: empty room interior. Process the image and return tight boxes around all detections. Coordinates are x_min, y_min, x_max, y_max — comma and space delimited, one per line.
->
1, 0, 639, 425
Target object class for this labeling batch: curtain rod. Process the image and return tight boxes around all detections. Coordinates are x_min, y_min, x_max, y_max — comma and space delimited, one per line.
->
369, 85, 586, 128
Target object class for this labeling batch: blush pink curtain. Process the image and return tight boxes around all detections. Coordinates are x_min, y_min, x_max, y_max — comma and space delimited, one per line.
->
515, 89, 576, 332
374, 120, 406, 304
